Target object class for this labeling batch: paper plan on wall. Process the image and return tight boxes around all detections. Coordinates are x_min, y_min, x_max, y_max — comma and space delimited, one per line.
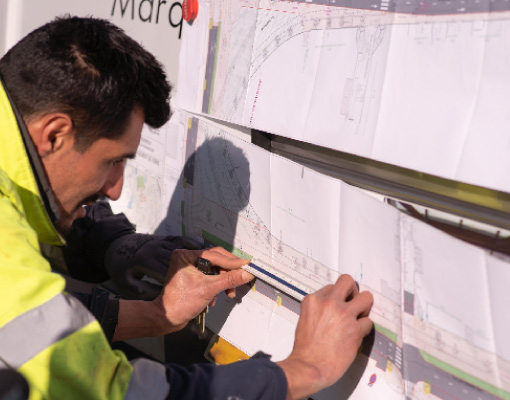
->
112, 110, 510, 399
177, 0, 510, 193
111, 124, 170, 234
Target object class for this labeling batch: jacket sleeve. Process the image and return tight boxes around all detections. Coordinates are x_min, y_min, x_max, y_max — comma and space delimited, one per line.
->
166, 352, 288, 400
71, 287, 119, 343
63, 201, 187, 283
62, 201, 137, 282
126, 352, 288, 400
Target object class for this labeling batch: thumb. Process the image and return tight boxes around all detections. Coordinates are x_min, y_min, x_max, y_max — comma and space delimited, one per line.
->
206, 269, 254, 296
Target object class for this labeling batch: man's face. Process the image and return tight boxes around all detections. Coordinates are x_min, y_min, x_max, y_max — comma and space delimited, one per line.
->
35, 107, 145, 235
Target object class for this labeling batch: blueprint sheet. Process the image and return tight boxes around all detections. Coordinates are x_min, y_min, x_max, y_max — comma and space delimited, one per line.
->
112, 111, 510, 400
177, 0, 510, 193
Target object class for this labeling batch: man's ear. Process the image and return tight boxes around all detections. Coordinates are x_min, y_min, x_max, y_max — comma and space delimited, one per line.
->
26, 113, 74, 158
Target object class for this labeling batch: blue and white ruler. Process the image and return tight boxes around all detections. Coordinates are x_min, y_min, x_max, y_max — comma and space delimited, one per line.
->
242, 258, 315, 302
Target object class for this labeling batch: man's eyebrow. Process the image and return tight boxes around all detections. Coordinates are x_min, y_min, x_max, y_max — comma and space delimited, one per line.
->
117, 152, 137, 160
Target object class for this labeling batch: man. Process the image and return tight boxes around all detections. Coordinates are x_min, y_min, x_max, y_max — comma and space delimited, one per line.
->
0, 16, 374, 399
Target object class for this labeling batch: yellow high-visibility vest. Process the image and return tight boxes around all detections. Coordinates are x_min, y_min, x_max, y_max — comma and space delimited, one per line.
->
0, 81, 168, 400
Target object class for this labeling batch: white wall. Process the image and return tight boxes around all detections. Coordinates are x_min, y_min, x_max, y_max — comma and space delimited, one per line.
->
0, 0, 183, 86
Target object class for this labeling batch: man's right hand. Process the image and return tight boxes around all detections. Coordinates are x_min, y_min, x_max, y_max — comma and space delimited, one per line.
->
153, 247, 254, 332
277, 274, 373, 400
113, 248, 253, 342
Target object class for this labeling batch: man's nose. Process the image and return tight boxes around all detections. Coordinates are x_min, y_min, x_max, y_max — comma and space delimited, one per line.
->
100, 165, 124, 201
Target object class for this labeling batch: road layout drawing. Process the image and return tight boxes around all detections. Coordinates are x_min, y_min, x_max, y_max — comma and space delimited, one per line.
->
177, 0, 510, 193
113, 111, 510, 399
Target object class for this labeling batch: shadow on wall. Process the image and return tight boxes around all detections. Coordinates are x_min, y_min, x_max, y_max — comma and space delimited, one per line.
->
156, 136, 251, 254
154, 135, 253, 365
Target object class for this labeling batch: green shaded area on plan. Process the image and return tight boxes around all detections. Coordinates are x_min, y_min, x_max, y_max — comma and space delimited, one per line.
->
136, 175, 145, 189
202, 230, 252, 259
419, 350, 510, 399
374, 323, 398, 344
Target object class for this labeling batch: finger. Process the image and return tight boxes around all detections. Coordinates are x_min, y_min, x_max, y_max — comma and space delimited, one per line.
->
218, 270, 237, 298
333, 274, 359, 300
204, 247, 246, 262
219, 269, 236, 299
313, 283, 335, 298
205, 246, 239, 258
205, 269, 254, 296
358, 316, 374, 337
209, 295, 218, 307
199, 249, 251, 271
347, 291, 374, 317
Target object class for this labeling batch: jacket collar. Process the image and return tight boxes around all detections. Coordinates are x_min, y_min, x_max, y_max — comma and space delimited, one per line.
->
0, 79, 65, 246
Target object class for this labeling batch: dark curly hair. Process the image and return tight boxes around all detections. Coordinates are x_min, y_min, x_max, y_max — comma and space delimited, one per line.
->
0, 15, 172, 151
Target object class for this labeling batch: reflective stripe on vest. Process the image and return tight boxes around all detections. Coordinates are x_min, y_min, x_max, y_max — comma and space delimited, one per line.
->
125, 358, 170, 400
0, 293, 95, 369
